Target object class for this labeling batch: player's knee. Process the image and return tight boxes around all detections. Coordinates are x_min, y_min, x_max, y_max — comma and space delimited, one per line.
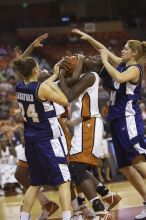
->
103, 158, 110, 168
98, 158, 103, 168
14, 167, 22, 181
69, 163, 89, 186
15, 166, 28, 182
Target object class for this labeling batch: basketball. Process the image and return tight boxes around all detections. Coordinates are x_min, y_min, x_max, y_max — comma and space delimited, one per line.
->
65, 55, 78, 76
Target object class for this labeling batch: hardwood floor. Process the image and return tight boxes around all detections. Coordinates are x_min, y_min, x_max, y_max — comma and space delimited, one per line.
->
0, 180, 144, 220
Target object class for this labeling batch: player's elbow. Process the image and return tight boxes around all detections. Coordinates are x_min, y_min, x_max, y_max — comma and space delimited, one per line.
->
116, 78, 124, 83
67, 93, 75, 103
63, 99, 69, 106
114, 75, 123, 83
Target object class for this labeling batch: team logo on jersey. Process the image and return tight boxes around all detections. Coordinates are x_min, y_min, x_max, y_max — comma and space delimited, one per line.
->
87, 123, 91, 128
114, 81, 120, 89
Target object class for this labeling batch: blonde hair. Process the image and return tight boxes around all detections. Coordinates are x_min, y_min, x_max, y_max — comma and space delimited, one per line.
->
127, 40, 146, 63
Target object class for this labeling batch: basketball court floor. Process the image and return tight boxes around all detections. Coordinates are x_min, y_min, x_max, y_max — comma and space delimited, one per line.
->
0, 180, 144, 220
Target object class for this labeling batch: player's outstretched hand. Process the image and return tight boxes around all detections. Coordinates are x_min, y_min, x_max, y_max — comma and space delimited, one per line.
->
33, 33, 48, 48
72, 28, 89, 40
14, 46, 22, 58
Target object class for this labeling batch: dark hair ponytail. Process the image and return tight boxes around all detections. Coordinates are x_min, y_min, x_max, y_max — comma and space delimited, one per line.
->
13, 57, 37, 78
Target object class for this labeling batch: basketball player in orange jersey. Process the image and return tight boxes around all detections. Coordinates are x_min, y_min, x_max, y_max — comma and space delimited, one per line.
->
59, 54, 121, 220
38, 58, 120, 220
63, 103, 120, 219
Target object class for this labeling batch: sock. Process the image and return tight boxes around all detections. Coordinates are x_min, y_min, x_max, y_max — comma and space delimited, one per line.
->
77, 193, 86, 207
89, 197, 104, 212
20, 212, 31, 220
37, 190, 50, 206
96, 183, 109, 197
62, 211, 72, 220
89, 196, 100, 204
72, 198, 80, 211
78, 193, 85, 199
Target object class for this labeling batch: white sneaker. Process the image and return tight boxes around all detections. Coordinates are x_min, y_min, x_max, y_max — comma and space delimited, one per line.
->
15, 187, 23, 194
96, 210, 112, 220
92, 216, 100, 220
72, 211, 84, 220
74, 214, 83, 220
135, 205, 146, 220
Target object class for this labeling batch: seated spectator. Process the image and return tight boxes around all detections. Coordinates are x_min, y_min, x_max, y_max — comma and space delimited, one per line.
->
0, 133, 22, 195
39, 58, 51, 71
140, 102, 146, 120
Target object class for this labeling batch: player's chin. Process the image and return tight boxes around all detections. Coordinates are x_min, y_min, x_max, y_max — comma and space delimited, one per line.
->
121, 56, 126, 62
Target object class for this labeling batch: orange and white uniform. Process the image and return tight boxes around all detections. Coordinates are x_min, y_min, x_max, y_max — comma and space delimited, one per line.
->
69, 72, 104, 166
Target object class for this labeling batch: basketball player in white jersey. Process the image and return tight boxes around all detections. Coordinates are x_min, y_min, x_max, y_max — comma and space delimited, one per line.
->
59, 54, 121, 220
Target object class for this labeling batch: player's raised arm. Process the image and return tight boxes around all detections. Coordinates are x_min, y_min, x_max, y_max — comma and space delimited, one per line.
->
72, 28, 122, 66
59, 69, 95, 103
21, 33, 48, 58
